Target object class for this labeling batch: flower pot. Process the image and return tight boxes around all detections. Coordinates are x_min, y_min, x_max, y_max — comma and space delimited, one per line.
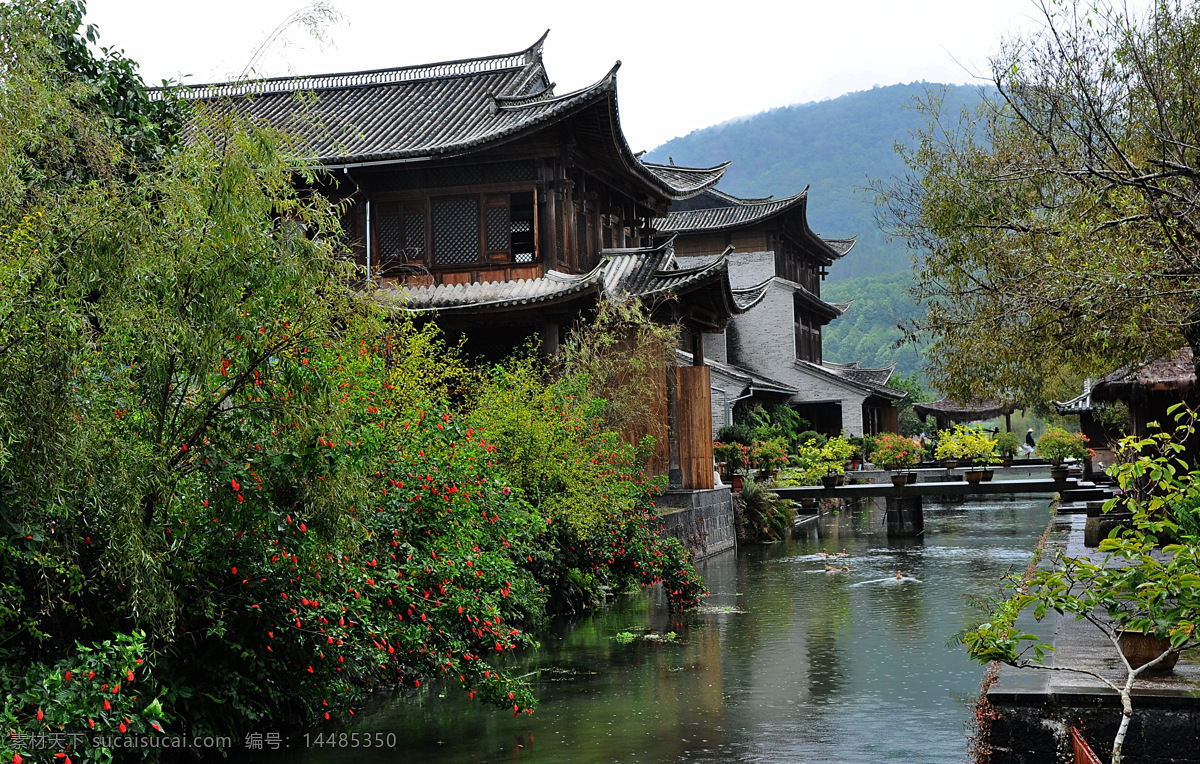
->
982, 468, 994, 482
906, 471, 918, 484
964, 468, 984, 484
729, 474, 744, 491
890, 473, 908, 488
1117, 630, 1178, 673
820, 475, 839, 489
942, 459, 958, 470
1002, 456, 1014, 468
836, 473, 846, 486
1050, 466, 1069, 482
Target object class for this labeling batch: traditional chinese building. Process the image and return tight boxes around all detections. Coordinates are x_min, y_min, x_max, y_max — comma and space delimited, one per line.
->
179, 34, 763, 502
657, 187, 905, 436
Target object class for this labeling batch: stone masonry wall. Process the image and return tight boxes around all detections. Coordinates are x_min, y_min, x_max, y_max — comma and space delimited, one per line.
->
656, 487, 735, 560
989, 702, 1200, 763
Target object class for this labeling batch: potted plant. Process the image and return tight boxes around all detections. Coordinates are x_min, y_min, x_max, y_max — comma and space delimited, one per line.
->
872, 432, 921, 486
714, 440, 746, 474
995, 431, 1021, 468
1036, 427, 1089, 481
750, 438, 789, 482
934, 427, 965, 469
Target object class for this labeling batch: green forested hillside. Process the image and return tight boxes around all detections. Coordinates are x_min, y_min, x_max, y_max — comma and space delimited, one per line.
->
646, 82, 984, 282
822, 271, 923, 377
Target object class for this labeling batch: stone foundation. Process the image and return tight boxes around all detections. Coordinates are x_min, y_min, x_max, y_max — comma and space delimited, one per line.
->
656, 487, 735, 560
988, 702, 1200, 763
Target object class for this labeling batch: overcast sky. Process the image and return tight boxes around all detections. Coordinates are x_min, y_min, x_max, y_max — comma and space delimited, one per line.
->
87, 0, 1074, 151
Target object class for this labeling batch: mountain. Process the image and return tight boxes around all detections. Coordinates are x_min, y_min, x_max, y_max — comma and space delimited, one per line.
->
645, 81, 985, 282
646, 82, 990, 380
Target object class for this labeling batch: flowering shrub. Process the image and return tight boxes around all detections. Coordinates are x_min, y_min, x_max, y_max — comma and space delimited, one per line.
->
1036, 428, 1090, 464
872, 433, 921, 469
750, 438, 789, 475
713, 441, 750, 472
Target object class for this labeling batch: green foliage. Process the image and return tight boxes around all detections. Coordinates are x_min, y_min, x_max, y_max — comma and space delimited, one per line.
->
934, 425, 997, 463
1035, 428, 1090, 465
734, 480, 793, 543
0, 5, 708, 757
879, 2, 1200, 405
750, 438, 789, 475
823, 272, 928, 377
713, 441, 749, 473
995, 431, 1021, 458
715, 423, 754, 447
795, 430, 827, 448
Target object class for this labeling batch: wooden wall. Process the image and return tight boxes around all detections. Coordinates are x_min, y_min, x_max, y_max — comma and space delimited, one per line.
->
678, 365, 715, 490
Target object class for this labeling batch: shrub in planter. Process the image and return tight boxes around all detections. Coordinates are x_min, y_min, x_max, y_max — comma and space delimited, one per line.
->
751, 437, 789, 476
872, 432, 922, 471
713, 441, 750, 474
1036, 427, 1090, 465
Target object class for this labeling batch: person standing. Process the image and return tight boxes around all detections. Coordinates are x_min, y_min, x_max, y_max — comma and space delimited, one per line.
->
1022, 428, 1036, 456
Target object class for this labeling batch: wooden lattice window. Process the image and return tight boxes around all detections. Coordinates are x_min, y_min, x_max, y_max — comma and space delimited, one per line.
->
432, 197, 480, 265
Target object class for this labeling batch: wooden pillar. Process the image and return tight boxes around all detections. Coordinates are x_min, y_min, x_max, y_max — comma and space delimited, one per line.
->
538, 321, 559, 358
678, 365, 714, 490
665, 358, 682, 488
690, 330, 705, 366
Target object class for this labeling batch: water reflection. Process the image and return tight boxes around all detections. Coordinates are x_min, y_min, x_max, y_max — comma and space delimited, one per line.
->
234, 496, 1056, 763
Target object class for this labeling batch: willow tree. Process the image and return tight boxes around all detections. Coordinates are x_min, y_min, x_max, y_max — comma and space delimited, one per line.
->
880, 0, 1200, 403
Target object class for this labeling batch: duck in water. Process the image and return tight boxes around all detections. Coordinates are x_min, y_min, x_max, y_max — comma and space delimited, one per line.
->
895, 570, 904, 580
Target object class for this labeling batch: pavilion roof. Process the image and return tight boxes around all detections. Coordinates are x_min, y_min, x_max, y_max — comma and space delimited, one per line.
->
913, 398, 1014, 423
170, 33, 725, 201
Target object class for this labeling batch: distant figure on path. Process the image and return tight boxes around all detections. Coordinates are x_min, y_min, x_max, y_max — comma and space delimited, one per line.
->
895, 570, 904, 580
1022, 428, 1036, 456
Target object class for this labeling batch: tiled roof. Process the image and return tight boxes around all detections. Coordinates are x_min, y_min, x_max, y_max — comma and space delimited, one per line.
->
603, 240, 731, 301
641, 162, 732, 197
773, 278, 848, 323
381, 265, 605, 312
676, 350, 799, 396
173, 33, 722, 201
1053, 386, 1093, 415
821, 361, 896, 388
796, 361, 907, 401
656, 191, 809, 232
655, 188, 855, 262
731, 281, 770, 312
384, 239, 759, 316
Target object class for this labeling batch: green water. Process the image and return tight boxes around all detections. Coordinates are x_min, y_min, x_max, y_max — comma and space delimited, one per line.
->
244, 496, 1055, 763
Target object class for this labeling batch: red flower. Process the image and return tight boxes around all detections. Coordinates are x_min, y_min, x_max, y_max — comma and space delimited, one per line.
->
231, 479, 240, 491
118, 722, 126, 733
36, 709, 43, 720
103, 699, 111, 711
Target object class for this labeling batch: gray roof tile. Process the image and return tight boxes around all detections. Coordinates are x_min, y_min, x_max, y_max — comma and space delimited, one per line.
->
172, 34, 725, 200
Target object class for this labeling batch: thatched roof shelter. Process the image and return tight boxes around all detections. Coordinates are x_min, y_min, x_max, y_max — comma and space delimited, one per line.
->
913, 398, 1017, 432
1090, 348, 1195, 403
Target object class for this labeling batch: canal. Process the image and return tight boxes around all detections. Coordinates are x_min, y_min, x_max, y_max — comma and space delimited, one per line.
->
262, 496, 1055, 763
